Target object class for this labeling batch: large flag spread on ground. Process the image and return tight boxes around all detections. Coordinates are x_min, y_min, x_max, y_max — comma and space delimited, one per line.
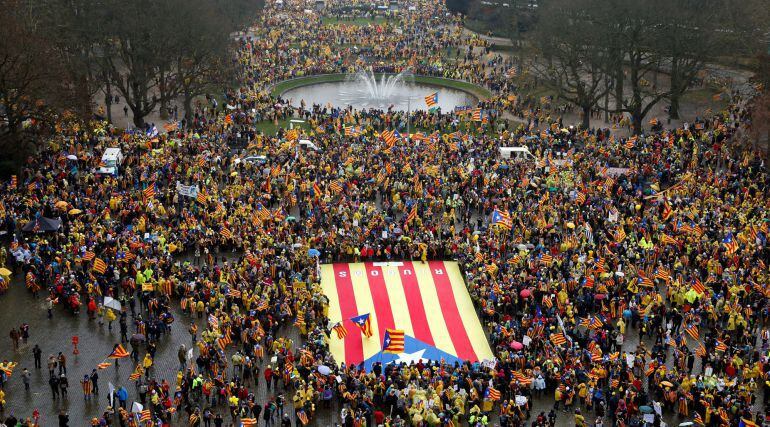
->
425, 92, 438, 109
383, 329, 405, 353
321, 261, 493, 369
491, 208, 512, 230
350, 313, 373, 338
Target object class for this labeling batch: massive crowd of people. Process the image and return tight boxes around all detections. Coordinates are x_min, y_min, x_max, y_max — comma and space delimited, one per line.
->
0, 0, 768, 426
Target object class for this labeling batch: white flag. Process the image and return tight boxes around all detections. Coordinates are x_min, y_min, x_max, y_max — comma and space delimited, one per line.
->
108, 382, 115, 407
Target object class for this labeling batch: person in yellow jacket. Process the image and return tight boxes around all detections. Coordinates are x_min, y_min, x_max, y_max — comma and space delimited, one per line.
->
574, 409, 586, 427
142, 354, 153, 379
105, 308, 117, 331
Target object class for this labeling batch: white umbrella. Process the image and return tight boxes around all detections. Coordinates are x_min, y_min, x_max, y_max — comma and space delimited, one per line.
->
66, 154, 78, 160
103, 296, 122, 311
317, 365, 331, 375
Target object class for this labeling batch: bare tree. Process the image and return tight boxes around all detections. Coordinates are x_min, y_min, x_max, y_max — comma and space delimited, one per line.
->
531, 0, 610, 129
748, 92, 770, 153
0, 0, 71, 155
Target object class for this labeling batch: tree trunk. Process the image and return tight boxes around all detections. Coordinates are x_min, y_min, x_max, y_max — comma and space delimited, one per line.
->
669, 93, 681, 120
604, 75, 610, 123
582, 105, 591, 129
184, 89, 194, 123
669, 59, 680, 120
133, 109, 145, 128
615, 65, 624, 113
160, 100, 169, 120
105, 78, 113, 124
632, 112, 643, 135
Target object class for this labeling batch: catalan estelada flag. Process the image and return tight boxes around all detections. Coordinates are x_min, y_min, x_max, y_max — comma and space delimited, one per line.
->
383, 329, 405, 353
321, 261, 492, 370
350, 313, 373, 338
491, 208, 512, 230
108, 344, 130, 359
485, 387, 501, 401
740, 418, 759, 427
424, 92, 438, 108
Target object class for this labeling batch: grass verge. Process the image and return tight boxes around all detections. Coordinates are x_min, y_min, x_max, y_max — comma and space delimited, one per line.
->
254, 118, 312, 135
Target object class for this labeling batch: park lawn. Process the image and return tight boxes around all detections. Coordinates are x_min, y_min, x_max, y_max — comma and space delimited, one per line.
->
489, 44, 516, 54
321, 16, 390, 26
271, 75, 345, 97
464, 19, 510, 39
254, 118, 312, 135
520, 85, 559, 101
682, 87, 726, 104
414, 76, 493, 99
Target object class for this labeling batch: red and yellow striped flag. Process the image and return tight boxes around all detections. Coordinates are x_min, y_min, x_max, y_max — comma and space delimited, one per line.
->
92, 258, 108, 274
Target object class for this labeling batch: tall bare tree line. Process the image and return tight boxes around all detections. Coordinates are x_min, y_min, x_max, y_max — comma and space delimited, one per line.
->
528, 0, 770, 132
0, 0, 260, 161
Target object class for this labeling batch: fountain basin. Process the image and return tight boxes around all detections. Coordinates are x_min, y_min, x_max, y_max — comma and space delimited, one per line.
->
273, 73, 490, 112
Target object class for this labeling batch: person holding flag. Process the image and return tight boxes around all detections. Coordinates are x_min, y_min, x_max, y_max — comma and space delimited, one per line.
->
424, 92, 438, 109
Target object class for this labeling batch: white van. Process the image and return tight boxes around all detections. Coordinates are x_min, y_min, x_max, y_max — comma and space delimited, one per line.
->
298, 139, 321, 152
97, 148, 124, 175
499, 146, 536, 162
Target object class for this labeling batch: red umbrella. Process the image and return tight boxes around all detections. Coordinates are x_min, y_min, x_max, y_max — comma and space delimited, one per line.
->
520, 289, 532, 298
594, 294, 607, 300
510, 341, 523, 350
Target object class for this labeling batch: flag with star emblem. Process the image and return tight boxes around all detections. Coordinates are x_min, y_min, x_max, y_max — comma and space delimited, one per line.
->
383, 329, 405, 353
424, 92, 438, 109
321, 261, 492, 369
491, 208, 512, 230
350, 313, 373, 338
485, 387, 501, 401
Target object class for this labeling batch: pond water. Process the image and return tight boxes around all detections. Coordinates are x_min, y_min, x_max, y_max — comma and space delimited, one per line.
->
281, 80, 478, 112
